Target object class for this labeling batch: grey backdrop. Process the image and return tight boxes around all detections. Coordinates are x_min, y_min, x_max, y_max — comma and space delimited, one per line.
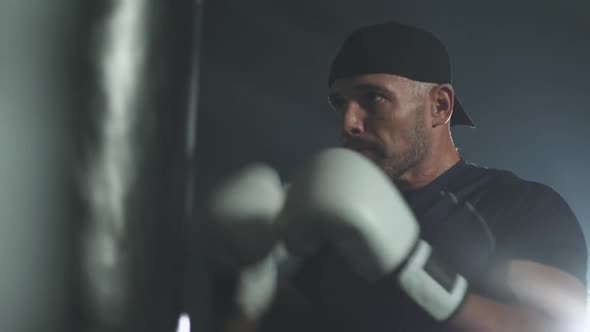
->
194, 0, 590, 284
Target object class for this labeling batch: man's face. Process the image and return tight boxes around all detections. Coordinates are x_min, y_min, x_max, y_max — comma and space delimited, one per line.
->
328, 73, 431, 180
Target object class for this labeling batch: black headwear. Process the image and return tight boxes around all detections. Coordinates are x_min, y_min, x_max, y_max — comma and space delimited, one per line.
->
328, 21, 474, 127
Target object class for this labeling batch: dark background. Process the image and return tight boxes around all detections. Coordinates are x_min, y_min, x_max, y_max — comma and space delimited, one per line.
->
195, 0, 589, 270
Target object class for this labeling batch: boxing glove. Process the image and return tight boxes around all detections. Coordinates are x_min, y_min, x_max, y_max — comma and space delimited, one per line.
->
278, 148, 468, 321
204, 163, 286, 321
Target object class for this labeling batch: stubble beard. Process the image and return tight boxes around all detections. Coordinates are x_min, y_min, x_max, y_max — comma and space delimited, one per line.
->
379, 103, 430, 182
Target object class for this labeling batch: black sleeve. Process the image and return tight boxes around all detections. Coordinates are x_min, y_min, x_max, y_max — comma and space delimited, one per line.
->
496, 181, 587, 286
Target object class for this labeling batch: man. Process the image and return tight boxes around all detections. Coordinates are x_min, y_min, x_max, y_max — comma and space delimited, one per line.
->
206, 22, 587, 332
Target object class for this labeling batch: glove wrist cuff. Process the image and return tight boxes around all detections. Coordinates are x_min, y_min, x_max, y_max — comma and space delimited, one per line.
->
398, 240, 468, 321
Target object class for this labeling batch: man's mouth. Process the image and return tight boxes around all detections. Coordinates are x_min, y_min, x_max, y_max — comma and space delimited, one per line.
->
342, 138, 383, 157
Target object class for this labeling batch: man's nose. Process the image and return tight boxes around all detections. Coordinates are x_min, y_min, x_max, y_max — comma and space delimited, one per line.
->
342, 104, 365, 137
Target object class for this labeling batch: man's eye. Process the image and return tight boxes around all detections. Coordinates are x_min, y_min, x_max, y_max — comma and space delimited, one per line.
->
361, 93, 385, 106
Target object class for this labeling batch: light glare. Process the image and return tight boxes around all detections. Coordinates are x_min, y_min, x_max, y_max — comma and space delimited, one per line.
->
176, 313, 190, 332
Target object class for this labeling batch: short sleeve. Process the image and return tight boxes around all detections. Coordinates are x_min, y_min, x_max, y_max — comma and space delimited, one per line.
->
495, 182, 587, 286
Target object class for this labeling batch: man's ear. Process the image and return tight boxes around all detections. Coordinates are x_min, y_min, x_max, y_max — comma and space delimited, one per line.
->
431, 84, 455, 127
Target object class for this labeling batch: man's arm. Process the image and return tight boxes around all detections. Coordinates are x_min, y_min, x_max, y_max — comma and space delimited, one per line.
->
449, 180, 588, 332
232, 260, 586, 332
257, 260, 587, 332
449, 260, 587, 332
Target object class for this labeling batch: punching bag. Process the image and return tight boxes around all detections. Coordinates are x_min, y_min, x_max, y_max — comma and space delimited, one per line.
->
74, 1, 202, 332
0, 0, 204, 331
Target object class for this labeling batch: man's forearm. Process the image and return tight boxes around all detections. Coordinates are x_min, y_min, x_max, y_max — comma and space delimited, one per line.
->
449, 293, 580, 332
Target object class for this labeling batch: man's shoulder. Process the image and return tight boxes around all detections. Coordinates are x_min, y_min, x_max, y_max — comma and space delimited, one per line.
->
461, 161, 517, 185
448, 162, 587, 285
466, 163, 584, 253
460, 162, 564, 205
455, 163, 580, 236
443, 162, 517, 207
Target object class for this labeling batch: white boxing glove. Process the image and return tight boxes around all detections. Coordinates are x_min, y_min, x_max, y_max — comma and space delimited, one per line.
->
204, 163, 286, 321
206, 163, 284, 268
277, 148, 468, 321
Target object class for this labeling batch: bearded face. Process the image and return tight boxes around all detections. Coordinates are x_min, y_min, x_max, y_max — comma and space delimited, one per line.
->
330, 74, 432, 181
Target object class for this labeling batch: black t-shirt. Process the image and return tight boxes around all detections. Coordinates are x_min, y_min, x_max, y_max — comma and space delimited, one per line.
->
263, 160, 587, 331
402, 159, 587, 284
